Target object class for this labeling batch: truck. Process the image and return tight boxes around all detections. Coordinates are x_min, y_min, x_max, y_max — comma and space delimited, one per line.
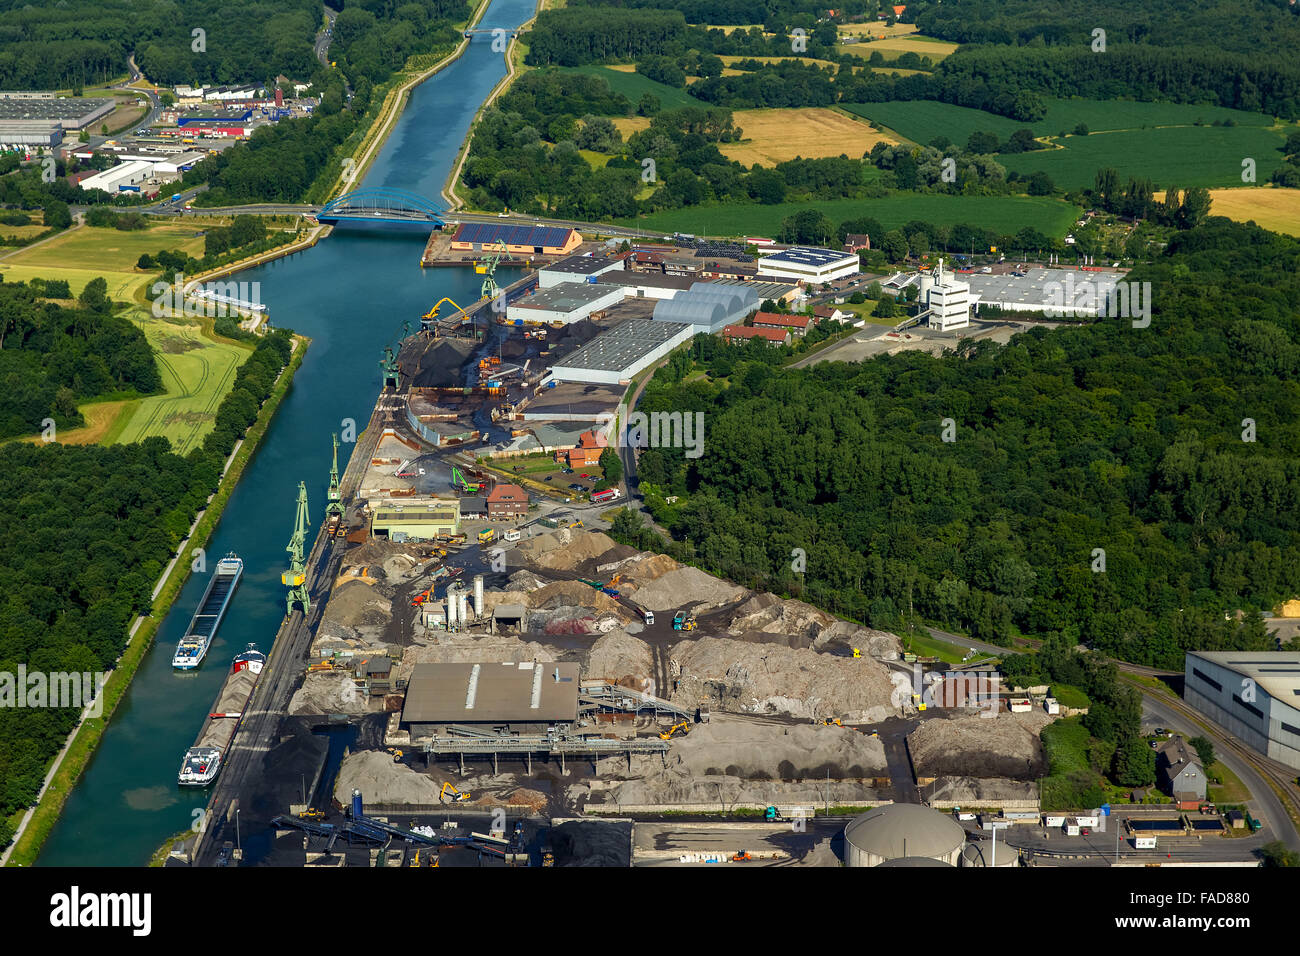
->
478, 528, 495, 545
591, 487, 621, 503
171, 193, 182, 202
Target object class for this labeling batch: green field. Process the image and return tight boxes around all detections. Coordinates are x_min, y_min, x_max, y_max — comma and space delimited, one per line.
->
842, 98, 1288, 188
843, 97, 1276, 147
1000, 124, 1289, 189
564, 65, 704, 112
111, 309, 249, 454
616, 193, 1081, 238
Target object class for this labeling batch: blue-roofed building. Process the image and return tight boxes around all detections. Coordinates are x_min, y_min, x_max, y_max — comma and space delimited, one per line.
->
450, 222, 582, 256
757, 245, 860, 284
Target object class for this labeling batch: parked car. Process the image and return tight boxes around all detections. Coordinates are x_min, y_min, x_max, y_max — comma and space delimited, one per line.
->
568, 483, 582, 490
543, 475, 552, 481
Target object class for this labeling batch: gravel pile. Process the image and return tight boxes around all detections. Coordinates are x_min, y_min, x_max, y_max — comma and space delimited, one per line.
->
671, 637, 900, 722
660, 719, 887, 778
288, 672, 371, 715
907, 711, 1053, 780
334, 750, 441, 806
516, 529, 618, 571
395, 634, 555, 681
321, 580, 394, 630
633, 566, 747, 611
581, 630, 653, 686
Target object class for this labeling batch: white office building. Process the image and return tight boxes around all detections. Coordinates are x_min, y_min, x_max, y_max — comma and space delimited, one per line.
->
919, 259, 976, 332
77, 160, 156, 193
757, 246, 860, 285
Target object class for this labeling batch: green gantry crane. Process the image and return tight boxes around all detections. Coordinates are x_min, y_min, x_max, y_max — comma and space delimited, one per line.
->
282, 480, 312, 614
380, 345, 399, 389
326, 433, 344, 519
477, 239, 507, 302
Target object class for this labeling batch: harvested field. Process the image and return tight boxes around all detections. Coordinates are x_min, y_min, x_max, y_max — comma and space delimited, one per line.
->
840, 34, 958, 60
671, 636, 899, 721
838, 21, 925, 38
1170, 186, 1300, 236
719, 108, 897, 166
907, 710, 1053, 780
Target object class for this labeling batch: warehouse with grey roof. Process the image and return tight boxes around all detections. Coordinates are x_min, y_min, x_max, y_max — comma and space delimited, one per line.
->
547, 317, 695, 385
1184, 650, 1300, 771
400, 661, 580, 737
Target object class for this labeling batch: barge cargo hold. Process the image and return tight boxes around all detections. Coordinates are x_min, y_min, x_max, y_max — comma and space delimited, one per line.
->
172, 553, 243, 670
177, 646, 266, 787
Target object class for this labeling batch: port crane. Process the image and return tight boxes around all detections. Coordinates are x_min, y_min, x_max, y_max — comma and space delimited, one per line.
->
421, 296, 466, 328
282, 481, 312, 614
450, 465, 484, 494
475, 240, 508, 302
325, 433, 344, 521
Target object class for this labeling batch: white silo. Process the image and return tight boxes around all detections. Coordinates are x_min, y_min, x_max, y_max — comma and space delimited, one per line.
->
446, 589, 458, 626
459, 591, 470, 623
473, 574, 485, 619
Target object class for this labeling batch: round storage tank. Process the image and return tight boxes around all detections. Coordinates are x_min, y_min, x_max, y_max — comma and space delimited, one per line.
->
842, 804, 965, 867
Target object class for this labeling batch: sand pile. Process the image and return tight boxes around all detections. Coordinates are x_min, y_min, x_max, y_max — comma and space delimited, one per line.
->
396, 634, 555, 680
531, 608, 623, 635
927, 775, 1039, 807
516, 529, 618, 572
289, 672, 370, 715
661, 719, 887, 778
334, 750, 441, 806
812, 622, 901, 660
633, 565, 747, 611
551, 820, 633, 867
582, 630, 653, 685
526, 580, 624, 613
599, 773, 880, 811
322, 580, 394, 629
341, 537, 410, 569
908, 711, 1052, 780
671, 637, 899, 722
726, 593, 838, 647
381, 552, 421, 584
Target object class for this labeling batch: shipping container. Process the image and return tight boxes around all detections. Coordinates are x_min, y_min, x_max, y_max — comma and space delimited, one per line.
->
1064, 823, 1080, 836
1044, 815, 1067, 827
1133, 836, 1157, 849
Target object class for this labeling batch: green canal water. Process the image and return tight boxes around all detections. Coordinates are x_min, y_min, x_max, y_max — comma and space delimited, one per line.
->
37, 0, 538, 866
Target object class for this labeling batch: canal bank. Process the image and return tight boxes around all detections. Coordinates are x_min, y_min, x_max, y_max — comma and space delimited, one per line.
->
33, 0, 541, 867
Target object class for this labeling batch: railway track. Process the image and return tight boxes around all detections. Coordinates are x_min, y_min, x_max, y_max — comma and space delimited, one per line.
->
1120, 671, 1300, 841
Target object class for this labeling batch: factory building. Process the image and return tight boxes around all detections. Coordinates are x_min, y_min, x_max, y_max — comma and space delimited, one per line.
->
595, 271, 694, 299
1184, 650, 1300, 772
537, 253, 625, 288
963, 267, 1126, 315
548, 317, 695, 385
369, 497, 460, 541
400, 661, 580, 737
450, 222, 582, 257
0, 93, 114, 136
177, 109, 253, 126
504, 281, 624, 326
153, 150, 208, 174
712, 278, 801, 305
843, 804, 966, 867
651, 281, 759, 333
757, 246, 860, 285
77, 160, 157, 193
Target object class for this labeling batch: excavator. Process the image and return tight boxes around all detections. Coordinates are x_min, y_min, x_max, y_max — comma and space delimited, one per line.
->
422, 296, 464, 325
298, 808, 326, 821
672, 611, 697, 631
659, 721, 690, 740
439, 782, 470, 803
816, 717, 843, 726
387, 748, 405, 763
731, 850, 752, 862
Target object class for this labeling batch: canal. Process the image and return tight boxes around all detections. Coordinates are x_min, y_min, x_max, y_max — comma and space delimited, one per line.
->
37, 0, 538, 866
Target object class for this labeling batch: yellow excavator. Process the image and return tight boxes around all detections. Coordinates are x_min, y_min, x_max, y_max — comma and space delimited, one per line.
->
659, 721, 690, 740
387, 748, 404, 763
817, 717, 843, 726
439, 782, 470, 803
422, 296, 465, 323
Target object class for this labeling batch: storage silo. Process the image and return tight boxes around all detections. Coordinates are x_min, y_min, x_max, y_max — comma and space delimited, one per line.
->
842, 804, 966, 867
446, 589, 458, 626
459, 591, 470, 623
473, 574, 485, 619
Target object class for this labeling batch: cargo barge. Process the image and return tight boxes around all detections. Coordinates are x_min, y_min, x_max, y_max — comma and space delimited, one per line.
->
177, 646, 266, 787
172, 553, 243, 670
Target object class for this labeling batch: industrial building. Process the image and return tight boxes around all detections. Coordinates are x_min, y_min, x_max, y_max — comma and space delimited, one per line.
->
757, 246, 860, 285
449, 222, 582, 257
369, 497, 460, 541
963, 267, 1126, 315
537, 253, 625, 288
1184, 650, 1300, 771
713, 278, 801, 305
548, 317, 695, 385
595, 271, 695, 299
504, 281, 624, 326
400, 661, 581, 737
0, 93, 114, 129
651, 281, 759, 333
153, 151, 208, 174
77, 160, 157, 194
842, 804, 967, 867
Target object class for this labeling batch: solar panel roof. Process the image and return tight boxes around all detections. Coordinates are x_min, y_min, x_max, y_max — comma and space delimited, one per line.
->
452, 222, 574, 247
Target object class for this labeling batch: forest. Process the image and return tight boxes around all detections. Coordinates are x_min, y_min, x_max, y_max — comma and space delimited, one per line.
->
610, 220, 1300, 671
0, 329, 293, 849
0, 279, 160, 440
